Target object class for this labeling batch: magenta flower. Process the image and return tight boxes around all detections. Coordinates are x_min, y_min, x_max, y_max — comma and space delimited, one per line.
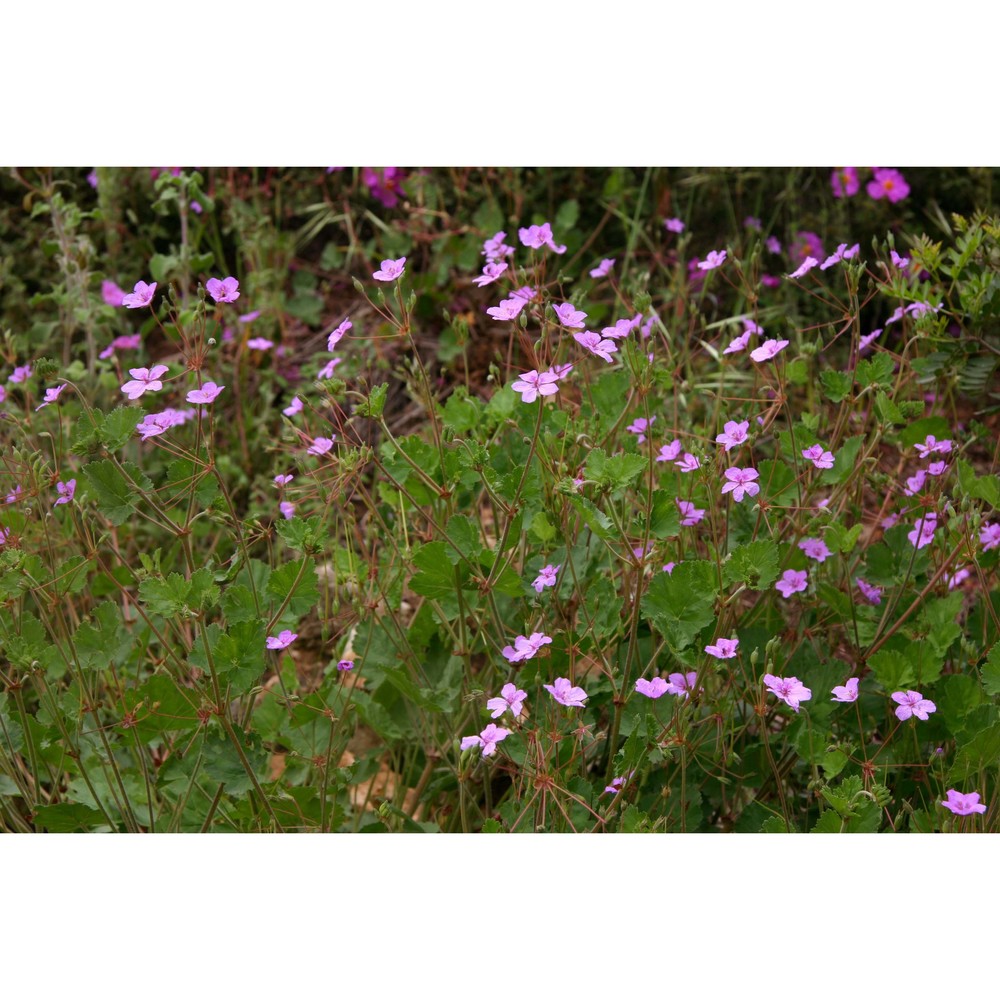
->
54, 479, 76, 505
723, 330, 751, 355
926, 460, 947, 477
327, 318, 352, 350
705, 637, 738, 660
677, 499, 705, 526
903, 470, 927, 497
518, 222, 566, 254
980, 522, 1000, 552
907, 512, 937, 549
802, 444, 835, 470
626, 416, 655, 443
750, 339, 789, 363
307, 436, 336, 456
831, 677, 859, 703
635, 676, 668, 699
510, 369, 561, 404
482, 231, 515, 262
763, 674, 812, 712
473, 262, 508, 287
788, 257, 819, 280
867, 168, 910, 203
775, 569, 808, 598
282, 397, 303, 417
914, 435, 953, 459
820, 243, 860, 270
460, 722, 510, 758
831, 167, 860, 198
664, 672, 698, 698
664, 218, 685, 233
361, 167, 405, 208
941, 789, 987, 816
247, 337, 274, 350
186, 381, 225, 405
206, 276, 240, 303
502, 631, 553, 664
35, 384, 67, 411
279, 501, 295, 519
532, 564, 560, 593
890, 250, 910, 268
101, 280, 126, 306
715, 419, 749, 452
337, 659, 355, 672
266, 629, 298, 650
589, 258, 615, 278
121, 365, 169, 400
122, 280, 157, 309
487, 683, 528, 719
604, 775, 628, 795
9, 365, 32, 384
698, 250, 727, 271
551, 363, 574, 381
791, 231, 825, 263
372, 257, 406, 282
891, 690, 936, 721
553, 302, 588, 329
721, 467, 760, 503
573, 331, 619, 364
656, 439, 682, 463
798, 538, 832, 563
544, 677, 588, 708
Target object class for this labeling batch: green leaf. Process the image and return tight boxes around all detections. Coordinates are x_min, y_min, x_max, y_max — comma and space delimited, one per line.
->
34, 803, 108, 832
899, 417, 953, 450
222, 584, 259, 624
81, 460, 153, 525
856, 352, 894, 389
100, 406, 147, 451
867, 649, 915, 691
820, 436, 863, 486
874, 390, 904, 425
723, 540, 780, 591
139, 573, 194, 616
356, 383, 388, 418
955, 459, 1000, 509
202, 731, 268, 796
645, 494, 681, 539
267, 558, 319, 619
826, 522, 863, 555
189, 620, 266, 696
819, 369, 852, 403
565, 493, 614, 540
585, 449, 647, 494
982, 643, 1000, 698
276, 516, 323, 554
641, 560, 717, 651
73, 602, 132, 671
445, 515, 483, 564
410, 542, 464, 599
529, 511, 556, 544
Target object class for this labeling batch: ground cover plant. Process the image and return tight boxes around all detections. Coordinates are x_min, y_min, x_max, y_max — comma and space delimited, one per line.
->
2, 165, 999, 833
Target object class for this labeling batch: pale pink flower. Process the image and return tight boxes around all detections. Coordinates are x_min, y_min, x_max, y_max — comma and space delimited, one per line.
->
543, 677, 588, 708
279, 501, 295, 519
635, 677, 668, 699
890, 250, 910, 268
502, 632, 552, 664
99, 333, 143, 360
238, 310, 261, 323
698, 250, 727, 270
664, 671, 698, 698
856, 578, 882, 605
185, 381, 225, 405
573, 331, 618, 363
926, 460, 947, 477
460, 722, 510, 758
775, 569, 808, 598
206, 276, 240, 303
903, 470, 927, 497
705, 637, 738, 659
35, 385, 67, 410
101, 280, 126, 306
9, 364, 32, 384
675, 453, 700, 473
482, 231, 515, 262
715, 419, 749, 452
532, 564, 560, 593
307, 437, 336, 456
907, 512, 937, 549
273, 474, 294, 486
247, 337, 274, 350
487, 682, 527, 719
317, 358, 342, 380
831, 677, 859, 703
891, 690, 935, 721
122, 280, 157, 309
511, 369, 560, 404
662, 562, 676, 574
473, 262, 508, 287
626, 416, 655, 443
327, 318, 352, 350
750, 339, 789, 363
980, 522, 1000, 551
589, 258, 615, 278
518, 222, 566, 254
798, 538, 832, 563
677, 499, 705, 526
720, 467, 759, 503
373, 257, 406, 282
486, 299, 524, 322
763, 674, 812, 712
602, 317, 636, 340
723, 330, 751, 355
788, 257, 818, 280
121, 365, 169, 400
947, 567, 970, 590
820, 243, 860, 270
553, 302, 588, 329
914, 435, 953, 459
664, 217, 685, 233
802, 444, 835, 470
655, 439, 682, 463
941, 789, 987, 816
266, 629, 298, 650
282, 397, 303, 417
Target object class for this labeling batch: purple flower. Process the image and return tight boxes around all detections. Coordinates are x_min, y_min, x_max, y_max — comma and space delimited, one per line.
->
518, 222, 566, 254
946, 567, 970, 590
890, 250, 910, 269
705, 637, 739, 659
206, 276, 240, 303
788, 257, 819, 280
589, 258, 615, 278
273, 474, 294, 486
859, 328, 883, 354
907, 512, 937, 549
186, 381, 225, 404
460, 723, 510, 758
775, 569, 808, 598
35, 385, 67, 411
766, 236, 782, 255
723, 331, 752, 355
372, 257, 406, 282
675, 453, 700, 474
750, 339, 789, 363
327, 318, 352, 350
626, 416, 656, 443
337, 659, 355, 672
867, 168, 910, 203
914, 435, 953, 459
122, 280, 157, 309
763, 674, 812, 712
664, 218, 685, 233
283, 397, 303, 417
9, 365, 32, 384
247, 337, 274, 350
698, 250, 727, 271
121, 365, 169, 400
721, 467, 760, 503
473, 262, 508, 287
486, 299, 523, 322
903, 469, 927, 497
677, 499, 705, 526
662, 562, 676, 574
573, 331, 619, 364
279, 501, 295, 519
791, 231, 825, 264
317, 358, 342, 380
664, 671, 698, 698
820, 243, 860, 270
543, 677, 588, 708
798, 538, 832, 563
602, 317, 637, 340
635, 676, 669, 699
510, 369, 561, 404
831, 167, 860, 198
6, 485, 22, 504
744, 216, 762, 231
266, 629, 298, 650
362, 167, 406, 209
532, 564, 560, 593
655, 439, 682, 463
855, 578, 881, 606
502, 632, 552, 664
802, 444, 835, 470
926, 460, 948, 477
136, 410, 184, 440
553, 302, 588, 329
482, 231, 515, 262
604, 775, 629, 796
715, 419, 749, 452
487, 682, 528, 719
54, 479, 76, 505
101, 280, 126, 307
831, 677, 859, 703
891, 690, 936, 721
980, 522, 1000, 552
307, 436, 336, 456
941, 789, 987, 816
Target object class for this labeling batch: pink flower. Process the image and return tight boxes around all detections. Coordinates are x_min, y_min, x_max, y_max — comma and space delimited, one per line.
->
791, 231, 825, 263
890, 249, 910, 268
101, 280, 126, 306
136, 411, 179, 440
518, 222, 566, 254
664, 672, 698, 698
372, 257, 406, 282
553, 302, 587, 329
664, 218, 685, 233
721, 467, 760, 503
941, 789, 987, 816
35, 384, 67, 410
662, 562, 676, 574
947, 567, 970, 590
327, 318, 352, 350
121, 365, 169, 400
926, 460, 947, 477
486, 682, 527, 719
186, 381, 225, 404
532, 564, 560, 593
6, 485, 22, 504
603, 774, 632, 796
238, 310, 260, 324
626, 416, 655, 443
511, 286, 537, 304
510, 369, 560, 404
550, 363, 574, 381
914, 435, 953, 459
907, 512, 937, 549
589, 258, 615, 278
788, 257, 819, 279
705, 637, 738, 659
980, 522, 1000, 552
502, 632, 552, 664
903, 469, 927, 497
482, 231, 515, 262
677, 499, 705, 526
798, 538, 832, 563
715, 419, 749, 452
820, 243, 860, 270
486, 297, 527, 322
859, 329, 883, 354
9, 365, 32, 384
698, 250, 727, 270
282, 397, 303, 417
831, 677, 859, 703
307, 436, 336, 456
206, 276, 240, 303
766, 236, 782, 254
891, 689, 936, 721
655, 439, 682, 463
317, 358, 342, 379
635, 676, 669, 699
266, 629, 298, 650
99, 333, 143, 360
337, 659, 355, 672
675, 452, 700, 473
856, 578, 882, 605
247, 337, 274, 350
543, 677, 588, 708
279, 501, 295, 519
750, 339, 789, 363
723, 331, 751, 355
273, 474, 294, 486
831, 167, 860, 198
763, 674, 812, 712
867, 168, 910, 203
460, 723, 510, 758
573, 331, 619, 364
473, 262, 508, 287
775, 569, 808, 598
602, 317, 636, 340
122, 280, 157, 309
802, 444, 835, 469
54, 479, 76, 505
